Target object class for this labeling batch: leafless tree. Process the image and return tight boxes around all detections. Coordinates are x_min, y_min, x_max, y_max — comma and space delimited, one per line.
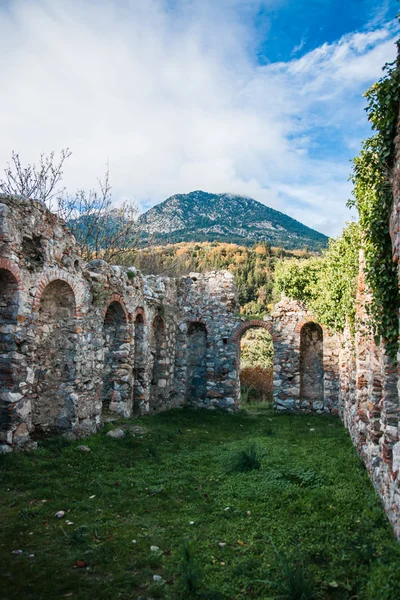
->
57, 166, 139, 262
0, 149, 72, 208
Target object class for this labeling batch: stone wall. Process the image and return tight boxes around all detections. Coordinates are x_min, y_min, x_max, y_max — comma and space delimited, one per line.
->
336, 110, 400, 538
231, 301, 340, 414
337, 259, 400, 537
270, 299, 340, 413
0, 195, 339, 450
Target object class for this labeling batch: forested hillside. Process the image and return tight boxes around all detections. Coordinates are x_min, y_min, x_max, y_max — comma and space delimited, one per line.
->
120, 241, 310, 316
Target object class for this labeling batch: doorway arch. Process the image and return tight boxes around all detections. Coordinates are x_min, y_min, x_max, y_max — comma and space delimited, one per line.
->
233, 320, 275, 405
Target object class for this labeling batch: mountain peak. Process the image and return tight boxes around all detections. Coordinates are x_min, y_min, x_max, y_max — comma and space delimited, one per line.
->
137, 191, 328, 250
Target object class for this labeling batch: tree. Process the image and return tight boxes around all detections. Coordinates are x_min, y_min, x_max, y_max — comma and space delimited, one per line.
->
0, 150, 140, 263
0, 149, 72, 208
57, 166, 138, 262
273, 222, 361, 332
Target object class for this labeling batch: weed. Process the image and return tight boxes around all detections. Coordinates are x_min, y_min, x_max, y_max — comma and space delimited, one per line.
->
276, 558, 315, 600
263, 427, 274, 436
146, 442, 160, 460
260, 548, 315, 600
179, 541, 202, 597
225, 442, 265, 473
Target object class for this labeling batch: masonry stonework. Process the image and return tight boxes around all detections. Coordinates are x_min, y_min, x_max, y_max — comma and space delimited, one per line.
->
2, 190, 400, 535
0, 194, 339, 451
334, 111, 400, 538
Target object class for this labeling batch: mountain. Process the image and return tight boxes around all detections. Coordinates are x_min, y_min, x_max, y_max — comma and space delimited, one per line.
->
136, 191, 328, 250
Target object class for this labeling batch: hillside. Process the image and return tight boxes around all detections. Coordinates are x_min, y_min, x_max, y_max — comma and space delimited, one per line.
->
120, 241, 311, 317
137, 191, 328, 250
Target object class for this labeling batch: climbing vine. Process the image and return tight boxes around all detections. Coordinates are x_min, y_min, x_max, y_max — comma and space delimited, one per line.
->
348, 48, 400, 359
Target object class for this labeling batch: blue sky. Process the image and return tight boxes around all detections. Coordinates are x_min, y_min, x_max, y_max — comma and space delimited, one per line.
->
0, 0, 398, 236
256, 0, 396, 61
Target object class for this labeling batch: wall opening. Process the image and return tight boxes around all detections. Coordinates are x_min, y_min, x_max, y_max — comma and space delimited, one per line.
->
0, 269, 19, 439
239, 327, 274, 404
102, 301, 130, 413
300, 322, 324, 404
32, 280, 76, 436
186, 322, 207, 402
22, 236, 44, 270
133, 313, 146, 408
150, 316, 167, 404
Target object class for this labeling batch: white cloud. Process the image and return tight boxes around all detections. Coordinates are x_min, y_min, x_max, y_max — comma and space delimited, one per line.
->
0, 0, 398, 236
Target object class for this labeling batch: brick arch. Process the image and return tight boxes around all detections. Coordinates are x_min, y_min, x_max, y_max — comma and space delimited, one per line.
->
0, 258, 23, 290
232, 319, 277, 343
134, 306, 146, 324
295, 318, 327, 336
32, 270, 84, 319
103, 293, 130, 323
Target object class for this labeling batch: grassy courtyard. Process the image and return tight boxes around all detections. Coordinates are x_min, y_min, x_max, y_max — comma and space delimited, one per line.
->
1, 406, 399, 600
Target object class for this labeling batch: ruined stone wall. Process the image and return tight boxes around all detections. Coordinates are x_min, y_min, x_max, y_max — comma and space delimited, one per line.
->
0, 195, 339, 450
270, 299, 340, 413
176, 271, 240, 410
230, 300, 340, 414
336, 112, 400, 537
338, 260, 400, 537
0, 196, 181, 446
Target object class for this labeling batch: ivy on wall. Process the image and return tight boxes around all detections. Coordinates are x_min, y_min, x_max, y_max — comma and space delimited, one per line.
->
348, 48, 400, 360
275, 44, 400, 361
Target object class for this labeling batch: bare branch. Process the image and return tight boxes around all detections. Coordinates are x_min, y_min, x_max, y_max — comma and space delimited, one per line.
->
58, 166, 139, 262
0, 149, 72, 208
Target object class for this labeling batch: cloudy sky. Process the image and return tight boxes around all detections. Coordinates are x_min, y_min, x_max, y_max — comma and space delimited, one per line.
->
0, 0, 398, 236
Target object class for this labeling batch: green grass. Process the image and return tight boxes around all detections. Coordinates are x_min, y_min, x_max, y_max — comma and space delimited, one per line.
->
1, 407, 400, 599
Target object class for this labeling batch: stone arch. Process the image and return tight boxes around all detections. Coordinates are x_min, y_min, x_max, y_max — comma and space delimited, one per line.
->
31, 279, 77, 436
232, 319, 275, 343
102, 300, 131, 415
150, 315, 167, 405
0, 268, 20, 442
233, 320, 275, 405
295, 318, 328, 336
0, 259, 23, 291
102, 293, 130, 323
134, 307, 146, 324
186, 321, 208, 403
33, 270, 84, 319
299, 322, 324, 406
133, 309, 146, 409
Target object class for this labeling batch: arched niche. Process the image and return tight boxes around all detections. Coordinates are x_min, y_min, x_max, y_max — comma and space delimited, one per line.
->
102, 301, 130, 414
150, 315, 167, 403
186, 322, 207, 402
300, 322, 324, 404
133, 312, 146, 408
32, 280, 77, 435
0, 269, 19, 440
